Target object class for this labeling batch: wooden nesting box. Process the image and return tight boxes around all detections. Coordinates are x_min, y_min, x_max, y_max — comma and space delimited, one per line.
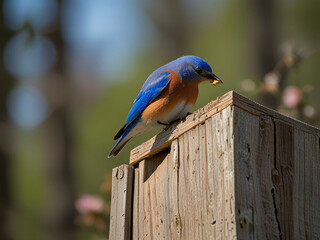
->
109, 91, 320, 240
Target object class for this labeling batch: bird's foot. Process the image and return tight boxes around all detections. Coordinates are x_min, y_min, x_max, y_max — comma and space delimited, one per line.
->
177, 112, 192, 124
170, 118, 183, 125
183, 112, 192, 122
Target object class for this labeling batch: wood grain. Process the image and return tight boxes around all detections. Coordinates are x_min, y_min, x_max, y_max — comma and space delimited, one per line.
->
233, 106, 259, 239
109, 164, 134, 240
292, 128, 320, 239
132, 167, 139, 240
135, 140, 180, 239
274, 120, 294, 239
177, 106, 236, 239
254, 115, 279, 239
233, 107, 280, 239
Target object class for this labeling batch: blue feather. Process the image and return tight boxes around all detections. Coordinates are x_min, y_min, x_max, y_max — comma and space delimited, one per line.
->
125, 71, 171, 125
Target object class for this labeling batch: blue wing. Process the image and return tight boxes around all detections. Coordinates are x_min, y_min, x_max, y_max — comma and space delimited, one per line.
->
113, 70, 171, 140
125, 71, 171, 124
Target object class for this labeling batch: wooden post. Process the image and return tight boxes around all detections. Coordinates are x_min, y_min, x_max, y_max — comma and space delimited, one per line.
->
109, 91, 320, 240
109, 165, 134, 240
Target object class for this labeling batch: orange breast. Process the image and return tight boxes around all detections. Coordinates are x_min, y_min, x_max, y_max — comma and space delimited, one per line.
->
141, 70, 199, 120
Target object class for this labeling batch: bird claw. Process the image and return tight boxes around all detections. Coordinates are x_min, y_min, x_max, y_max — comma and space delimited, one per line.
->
183, 112, 192, 122
158, 112, 192, 131
163, 125, 171, 131
178, 112, 191, 123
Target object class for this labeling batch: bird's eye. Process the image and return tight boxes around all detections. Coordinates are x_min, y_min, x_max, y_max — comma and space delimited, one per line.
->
195, 67, 202, 74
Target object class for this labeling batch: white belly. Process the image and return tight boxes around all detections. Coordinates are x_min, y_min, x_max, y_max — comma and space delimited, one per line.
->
123, 102, 193, 144
157, 101, 193, 124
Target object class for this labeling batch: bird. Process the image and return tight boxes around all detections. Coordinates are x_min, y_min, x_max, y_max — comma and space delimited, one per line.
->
108, 55, 222, 157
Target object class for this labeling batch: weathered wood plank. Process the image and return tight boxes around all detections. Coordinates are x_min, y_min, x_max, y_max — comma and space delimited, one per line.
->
214, 106, 236, 239
204, 115, 226, 239
293, 129, 320, 239
254, 116, 280, 239
309, 134, 320, 239
136, 149, 169, 240
132, 167, 139, 240
169, 140, 181, 240
178, 106, 236, 240
178, 124, 202, 240
293, 128, 305, 239
233, 106, 259, 240
274, 120, 294, 239
233, 107, 281, 239
232, 109, 320, 240
308, 134, 320, 239
137, 140, 180, 239
109, 164, 134, 240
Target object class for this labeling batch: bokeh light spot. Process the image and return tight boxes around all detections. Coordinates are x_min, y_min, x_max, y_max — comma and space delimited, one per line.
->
7, 85, 49, 129
4, 31, 56, 79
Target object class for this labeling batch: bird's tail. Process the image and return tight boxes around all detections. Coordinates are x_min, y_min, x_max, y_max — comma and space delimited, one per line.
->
108, 136, 132, 157
108, 119, 139, 158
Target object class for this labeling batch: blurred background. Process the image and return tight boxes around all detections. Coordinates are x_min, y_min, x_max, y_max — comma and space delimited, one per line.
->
1, 0, 319, 239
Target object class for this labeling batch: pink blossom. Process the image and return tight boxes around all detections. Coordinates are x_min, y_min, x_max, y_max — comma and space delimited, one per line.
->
75, 194, 104, 214
282, 86, 302, 108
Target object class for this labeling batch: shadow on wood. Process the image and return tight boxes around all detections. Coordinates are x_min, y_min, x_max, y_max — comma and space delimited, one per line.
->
109, 91, 320, 240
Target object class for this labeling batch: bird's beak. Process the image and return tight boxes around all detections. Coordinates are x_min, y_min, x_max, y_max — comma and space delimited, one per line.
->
208, 73, 223, 85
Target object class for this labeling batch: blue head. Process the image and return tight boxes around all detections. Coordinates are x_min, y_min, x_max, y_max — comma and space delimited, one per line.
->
167, 55, 222, 85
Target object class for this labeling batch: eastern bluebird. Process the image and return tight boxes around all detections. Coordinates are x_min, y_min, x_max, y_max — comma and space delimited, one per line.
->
108, 55, 222, 157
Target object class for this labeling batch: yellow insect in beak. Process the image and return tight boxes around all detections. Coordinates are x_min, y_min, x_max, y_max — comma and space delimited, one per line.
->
208, 73, 223, 86
211, 79, 223, 85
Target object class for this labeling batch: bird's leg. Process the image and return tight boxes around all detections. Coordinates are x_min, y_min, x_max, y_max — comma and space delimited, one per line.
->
157, 121, 169, 126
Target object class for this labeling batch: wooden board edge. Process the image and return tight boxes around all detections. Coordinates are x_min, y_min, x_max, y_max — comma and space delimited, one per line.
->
109, 164, 134, 240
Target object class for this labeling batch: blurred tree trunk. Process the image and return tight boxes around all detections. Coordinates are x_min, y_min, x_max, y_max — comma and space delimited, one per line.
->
250, 0, 279, 108
250, 0, 277, 76
0, 2, 14, 239
144, 0, 189, 58
43, 1, 76, 240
